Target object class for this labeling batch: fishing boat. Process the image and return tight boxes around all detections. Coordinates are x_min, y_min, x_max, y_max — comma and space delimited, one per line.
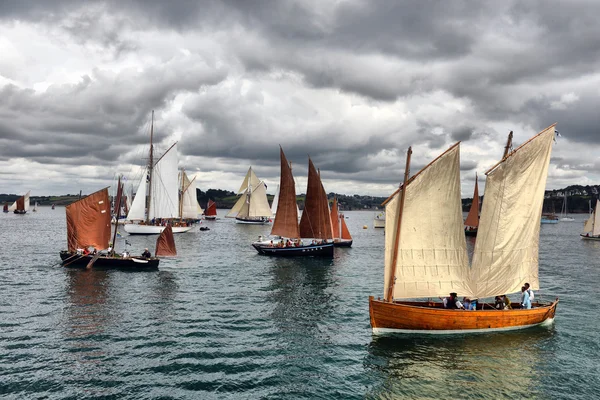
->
369, 125, 559, 334
331, 196, 352, 247
464, 173, 479, 236
560, 192, 574, 221
59, 186, 160, 270
373, 212, 385, 228
123, 111, 194, 235
252, 147, 334, 257
581, 199, 600, 240
226, 167, 272, 224
9, 191, 30, 214
3, 203, 9, 213
204, 199, 217, 220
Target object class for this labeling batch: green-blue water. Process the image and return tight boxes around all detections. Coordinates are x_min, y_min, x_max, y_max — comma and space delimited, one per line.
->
1, 208, 598, 399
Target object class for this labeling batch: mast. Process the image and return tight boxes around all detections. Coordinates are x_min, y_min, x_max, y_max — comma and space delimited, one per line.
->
179, 169, 185, 219
386, 147, 412, 302
503, 131, 513, 158
111, 176, 123, 255
146, 110, 154, 223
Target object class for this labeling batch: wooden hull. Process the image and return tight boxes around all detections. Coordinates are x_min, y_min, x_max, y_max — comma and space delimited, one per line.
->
123, 223, 194, 235
252, 242, 334, 257
369, 297, 558, 334
60, 251, 159, 270
464, 228, 478, 237
333, 239, 353, 247
580, 234, 600, 241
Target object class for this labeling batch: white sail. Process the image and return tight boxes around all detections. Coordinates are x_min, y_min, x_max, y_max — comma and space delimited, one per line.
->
384, 144, 470, 300
149, 143, 179, 219
237, 167, 261, 194
583, 213, 594, 234
127, 169, 148, 220
247, 183, 273, 218
271, 184, 280, 216
226, 193, 247, 218
8, 199, 16, 211
471, 125, 556, 298
181, 171, 199, 219
24, 191, 30, 211
593, 199, 600, 236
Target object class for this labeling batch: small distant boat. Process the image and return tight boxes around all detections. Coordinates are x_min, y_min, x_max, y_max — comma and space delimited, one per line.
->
373, 212, 385, 228
60, 187, 160, 270
9, 191, 30, 214
3, 203, 8, 213
581, 199, 600, 240
204, 199, 217, 220
32, 202, 38, 212
226, 167, 272, 224
464, 173, 480, 237
51, 204, 55, 210
541, 214, 559, 224
331, 196, 352, 247
252, 147, 334, 257
560, 192, 574, 221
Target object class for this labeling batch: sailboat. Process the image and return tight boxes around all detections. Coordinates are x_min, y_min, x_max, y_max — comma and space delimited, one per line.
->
373, 211, 385, 228
9, 191, 30, 214
581, 199, 600, 240
123, 111, 194, 235
226, 167, 272, 224
59, 186, 160, 269
204, 199, 217, 220
51, 204, 55, 210
560, 192, 574, 221
179, 169, 203, 222
3, 203, 8, 213
32, 202, 38, 212
369, 125, 559, 334
331, 196, 353, 247
252, 147, 334, 256
464, 173, 479, 236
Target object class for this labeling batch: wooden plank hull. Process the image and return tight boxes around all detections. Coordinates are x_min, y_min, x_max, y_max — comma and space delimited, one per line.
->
369, 296, 558, 334
60, 251, 159, 270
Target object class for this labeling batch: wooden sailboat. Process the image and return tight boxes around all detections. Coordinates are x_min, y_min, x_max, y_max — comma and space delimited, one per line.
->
464, 173, 479, 236
369, 125, 559, 334
9, 191, 30, 214
252, 147, 334, 257
59, 186, 159, 269
560, 192, 574, 221
580, 199, 600, 240
331, 196, 353, 247
124, 111, 193, 235
226, 167, 272, 224
204, 199, 217, 220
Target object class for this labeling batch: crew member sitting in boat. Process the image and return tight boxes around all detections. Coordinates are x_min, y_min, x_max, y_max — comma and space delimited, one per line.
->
441, 292, 464, 309
141, 248, 151, 258
502, 294, 512, 309
494, 296, 506, 310
462, 297, 476, 310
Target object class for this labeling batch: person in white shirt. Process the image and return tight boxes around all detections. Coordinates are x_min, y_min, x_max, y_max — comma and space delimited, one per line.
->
524, 282, 534, 302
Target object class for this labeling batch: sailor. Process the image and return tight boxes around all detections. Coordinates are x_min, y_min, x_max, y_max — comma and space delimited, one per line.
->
442, 292, 464, 309
521, 286, 532, 309
524, 282, 535, 302
141, 248, 151, 258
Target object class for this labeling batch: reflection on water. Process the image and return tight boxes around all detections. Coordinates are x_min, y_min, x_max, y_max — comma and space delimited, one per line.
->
365, 328, 557, 398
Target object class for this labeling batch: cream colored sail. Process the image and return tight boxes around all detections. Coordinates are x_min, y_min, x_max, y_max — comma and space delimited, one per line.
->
237, 167, 261, 194
127, 168, 147, 220
149, 143, 179, 219
24, 191, 30, 211
271, 184, 280, 216
180, 171, 199, 219
470, 125, 556, 298
583, 201, 596, 234
247, 182, 272, 217
593, 199, 600, 236
383, 144, 470, 300
226, 193, 247, 218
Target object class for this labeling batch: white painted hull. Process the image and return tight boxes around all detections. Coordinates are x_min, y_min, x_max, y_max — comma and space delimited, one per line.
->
123, 224, 194, 235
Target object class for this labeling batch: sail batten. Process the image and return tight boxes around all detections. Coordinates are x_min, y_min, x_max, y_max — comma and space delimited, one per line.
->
271, 148, 301, 238
471, 125, 556, 298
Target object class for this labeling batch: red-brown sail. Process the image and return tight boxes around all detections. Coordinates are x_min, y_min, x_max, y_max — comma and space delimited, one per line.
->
66, 188, 111, 252
299, 157, 333, 240
3, 203, 8, 212
271, 147, 301, 239
16, 196, 25, 212
155, 224, 177, 257
341, 216, 352, 240
464, 173, 479, 228
205, 199, 217, 217
330, 197, 340, 238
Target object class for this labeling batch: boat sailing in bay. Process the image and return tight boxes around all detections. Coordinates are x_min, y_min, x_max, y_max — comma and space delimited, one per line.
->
9, 191, 30, 214
252, 147, 334, 257
59, 184, 161, 269
123, 111, 195, 235
560, 191, 575, 221
226, 167, 272, 224
369, 125, 559, 334
204, 199, 217, 220
330, 196, 352, 247
581, 199, 600, 240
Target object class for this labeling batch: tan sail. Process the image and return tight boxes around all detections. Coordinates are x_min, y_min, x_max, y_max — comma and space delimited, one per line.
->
66, 188, 111, 252
471, 124, 556, 298
226, 193, 247, 218
383, 143, 470, 300
330, 197, 340, 238
271, 147, 301, 239
155, 224, 177, 257
593, 199, 600, 236
299, 158, 333, 240
464, 173, 479, 228
237, 167, 262, 194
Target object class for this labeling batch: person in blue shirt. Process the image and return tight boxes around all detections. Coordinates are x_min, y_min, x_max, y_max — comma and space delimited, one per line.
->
521, 286, 531, 309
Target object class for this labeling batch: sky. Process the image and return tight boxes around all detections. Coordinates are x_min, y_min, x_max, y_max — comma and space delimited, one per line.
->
1, 0, 599, 198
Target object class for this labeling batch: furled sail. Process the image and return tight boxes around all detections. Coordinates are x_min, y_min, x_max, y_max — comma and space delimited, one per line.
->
383, 143, 470, 300
299, 158, 333, 240
271, 147, 301, 239
149, 143, 179, 219
66, 188, 111, 252
155, 224, 177, 256
127, 168, 147, 221
464, 174, 479, 228
471, 125, 556, 298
